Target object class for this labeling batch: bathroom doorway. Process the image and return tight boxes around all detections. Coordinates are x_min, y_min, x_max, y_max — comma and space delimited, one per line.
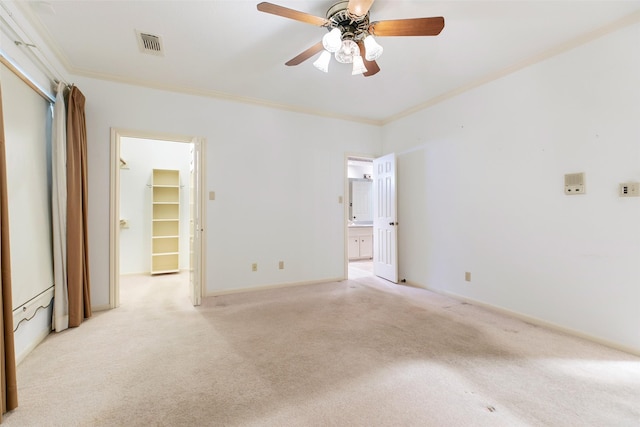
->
345, 155, 374, 280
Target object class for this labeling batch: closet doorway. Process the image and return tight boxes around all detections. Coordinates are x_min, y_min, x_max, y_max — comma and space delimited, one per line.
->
109, 129, 205, 308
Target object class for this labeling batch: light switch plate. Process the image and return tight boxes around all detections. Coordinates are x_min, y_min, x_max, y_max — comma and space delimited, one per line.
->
619, 182, 639, 197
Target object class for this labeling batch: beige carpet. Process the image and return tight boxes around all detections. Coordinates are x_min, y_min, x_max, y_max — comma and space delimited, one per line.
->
4, 271, 640, 426
348, 260, 374, 279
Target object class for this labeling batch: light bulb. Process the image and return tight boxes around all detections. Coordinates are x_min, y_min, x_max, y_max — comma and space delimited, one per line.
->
352, 55, 368, 75
363, 35, 383, 61
313, 50, 331, 73
334, 39, 359, 64
322, 28, 342, 53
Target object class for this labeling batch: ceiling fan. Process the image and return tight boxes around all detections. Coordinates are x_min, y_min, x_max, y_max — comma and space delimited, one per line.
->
257, 0, 445, 77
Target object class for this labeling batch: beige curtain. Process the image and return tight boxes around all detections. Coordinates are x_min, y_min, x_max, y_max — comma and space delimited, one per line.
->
0, 84, 18, 420
52, 83, 69, 332
66, 86, 92, 327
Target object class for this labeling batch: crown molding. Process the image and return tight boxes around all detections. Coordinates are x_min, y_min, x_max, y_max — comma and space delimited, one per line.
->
68, 66, 384, 127
10, 1, 74, 77
382, 9, 640, 126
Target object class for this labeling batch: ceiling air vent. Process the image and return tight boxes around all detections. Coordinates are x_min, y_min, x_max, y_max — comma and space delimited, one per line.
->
136, 30, 164, 56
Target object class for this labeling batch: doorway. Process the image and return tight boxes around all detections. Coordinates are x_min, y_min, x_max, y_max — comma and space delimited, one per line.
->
345, 153, 399, 283
345, 155, 374, 280
109, 129, 205, 308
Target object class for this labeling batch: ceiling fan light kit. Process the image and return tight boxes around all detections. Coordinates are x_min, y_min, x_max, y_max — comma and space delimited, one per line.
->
351, 55, 368, 75
334, 39, 360, 64
322, 28, 343, 52
313, 50, 332, 72
257, 0, 444, 77
363, 35, 383, 61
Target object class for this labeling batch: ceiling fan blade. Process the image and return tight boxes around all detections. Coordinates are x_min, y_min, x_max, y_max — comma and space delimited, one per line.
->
362, 59, 380, 77
285, 42, 325, 66
257, 2, 329, 27
369, 17, 445, 37
348, 0, 375, 17
357, 41, 380, 77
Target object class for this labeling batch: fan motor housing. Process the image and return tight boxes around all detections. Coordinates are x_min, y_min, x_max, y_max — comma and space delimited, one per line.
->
326, 1, 370, 41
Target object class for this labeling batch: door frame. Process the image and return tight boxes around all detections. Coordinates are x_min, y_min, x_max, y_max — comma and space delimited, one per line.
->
344, 152, 375, 279
109, 128, 206, 308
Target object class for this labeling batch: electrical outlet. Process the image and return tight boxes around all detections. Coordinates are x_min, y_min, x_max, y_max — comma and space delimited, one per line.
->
465, 272, 471, 282
278, 261, 284, 270
564, 173, 585, 195
251, 263, 257, 272
619, 182, 640, 197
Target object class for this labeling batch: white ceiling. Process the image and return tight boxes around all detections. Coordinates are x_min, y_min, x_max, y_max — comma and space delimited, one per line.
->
16, 0, 640, 124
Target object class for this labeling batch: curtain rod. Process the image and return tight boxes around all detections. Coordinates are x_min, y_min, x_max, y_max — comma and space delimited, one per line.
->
0, 3, 67, 102
0, 50, 55, 103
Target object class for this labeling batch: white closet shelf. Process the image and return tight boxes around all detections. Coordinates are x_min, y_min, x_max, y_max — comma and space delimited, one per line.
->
151, 169, 180, 275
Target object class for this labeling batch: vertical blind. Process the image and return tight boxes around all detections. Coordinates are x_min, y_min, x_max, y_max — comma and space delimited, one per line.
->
0, 62, 54, 311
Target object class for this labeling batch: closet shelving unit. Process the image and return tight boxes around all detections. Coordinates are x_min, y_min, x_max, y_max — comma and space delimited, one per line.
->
151, 169, 180, 274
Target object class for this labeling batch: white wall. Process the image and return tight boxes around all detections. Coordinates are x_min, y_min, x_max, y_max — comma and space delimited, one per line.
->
74, 77, 381, 304
119, 138, 192, 274
382, 23, 640, 353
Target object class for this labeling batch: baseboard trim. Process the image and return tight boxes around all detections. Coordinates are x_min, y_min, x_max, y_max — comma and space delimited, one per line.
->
16, 326, 51, 365
406, 280, 640, 357
91, 304, 111, 312
206, 277, 344, 297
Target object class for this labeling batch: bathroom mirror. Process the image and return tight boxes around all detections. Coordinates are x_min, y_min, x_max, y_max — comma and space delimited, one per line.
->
349, 178, 373, 223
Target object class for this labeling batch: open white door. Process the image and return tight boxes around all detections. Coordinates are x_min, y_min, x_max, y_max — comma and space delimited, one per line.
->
373, 153, 398, 283
189, 139, 203, 306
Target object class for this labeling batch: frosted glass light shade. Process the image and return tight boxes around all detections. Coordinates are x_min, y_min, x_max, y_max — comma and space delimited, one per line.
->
363, 35, 383, 61
335, 39, 359, 64
313, 50, 331, 73
351, 55, 368, 75
322, 28, 342, 53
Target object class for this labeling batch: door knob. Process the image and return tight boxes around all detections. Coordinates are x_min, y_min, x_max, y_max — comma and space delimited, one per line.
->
389, 222, 395, 226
